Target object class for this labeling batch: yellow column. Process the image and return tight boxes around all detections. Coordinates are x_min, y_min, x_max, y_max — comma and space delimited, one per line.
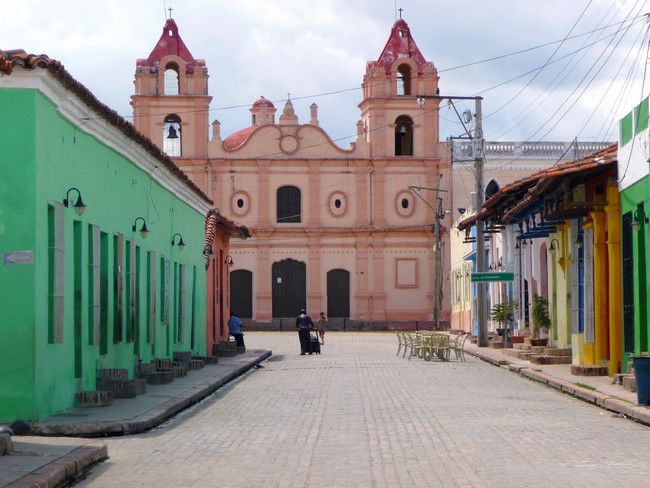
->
592, 211, 609, 364
606, 185, 622, 375
583, 220, 596, 365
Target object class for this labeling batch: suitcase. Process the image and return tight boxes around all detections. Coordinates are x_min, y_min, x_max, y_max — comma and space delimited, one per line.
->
309, 334, 321, 354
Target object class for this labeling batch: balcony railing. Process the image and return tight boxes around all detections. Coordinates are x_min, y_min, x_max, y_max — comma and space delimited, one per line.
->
453, 141, 612, 160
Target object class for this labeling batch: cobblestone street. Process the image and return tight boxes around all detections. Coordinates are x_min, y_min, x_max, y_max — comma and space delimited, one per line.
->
75, 332, 650, 487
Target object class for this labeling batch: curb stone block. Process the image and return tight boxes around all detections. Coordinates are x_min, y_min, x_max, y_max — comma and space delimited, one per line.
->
622, 375, 637, 392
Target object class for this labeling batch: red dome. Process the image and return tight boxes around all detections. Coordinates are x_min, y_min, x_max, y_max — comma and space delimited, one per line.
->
252, 97, 274, 109
223, 126, 257, 150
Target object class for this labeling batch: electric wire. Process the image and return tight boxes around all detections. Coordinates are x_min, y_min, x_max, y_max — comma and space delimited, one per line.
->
71, 6, 646, 214
489, 1, 621, 140
619, 25, 650, 183
596, 35, 648, 142
81, 14, 649, 128
579, 21, 650, 143
488, 2, 647, 170
479, 0, 594, 121
522, 1, 646, 146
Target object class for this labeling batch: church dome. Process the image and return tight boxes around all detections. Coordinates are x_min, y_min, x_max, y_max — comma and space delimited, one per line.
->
253, 97, 275, 108
223, 126, 257, 150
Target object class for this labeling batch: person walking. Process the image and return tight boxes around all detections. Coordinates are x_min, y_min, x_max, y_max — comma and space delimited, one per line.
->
228, 311, 245, 350
316, 311, 327, 345
296, 309, 314, 355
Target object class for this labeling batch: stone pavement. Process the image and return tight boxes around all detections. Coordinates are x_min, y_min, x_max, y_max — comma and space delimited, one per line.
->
463, 340, 650, 424
2, 333, 649, 487
0, 348, 269, 488
73, 331, 650, 487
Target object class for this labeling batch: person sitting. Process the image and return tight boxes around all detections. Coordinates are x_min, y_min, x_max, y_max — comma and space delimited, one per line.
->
228, 311, 245, 350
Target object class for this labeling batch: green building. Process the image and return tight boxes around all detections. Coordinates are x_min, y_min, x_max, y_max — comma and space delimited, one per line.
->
618, 96, 650, 367
0, 51, 211, 421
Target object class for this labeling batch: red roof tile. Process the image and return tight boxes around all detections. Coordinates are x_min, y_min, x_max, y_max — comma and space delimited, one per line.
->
457, 142, 618, 230
223, 126, 258, 150
203, 209, 250, 268
137, 19, 205, 74
369, 19, 434, 75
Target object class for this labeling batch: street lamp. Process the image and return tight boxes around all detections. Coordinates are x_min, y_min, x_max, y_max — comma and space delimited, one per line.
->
132, 217, 149, 238
575, 230, 583, 249
632, 209, 649, 232
63, 187, 86, 216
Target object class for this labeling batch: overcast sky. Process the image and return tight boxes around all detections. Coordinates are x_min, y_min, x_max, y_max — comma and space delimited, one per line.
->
2, 0, 648, 145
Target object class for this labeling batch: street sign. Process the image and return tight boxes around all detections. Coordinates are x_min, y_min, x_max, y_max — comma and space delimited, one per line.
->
471, 272, 514, 282
3, 251, 34, 265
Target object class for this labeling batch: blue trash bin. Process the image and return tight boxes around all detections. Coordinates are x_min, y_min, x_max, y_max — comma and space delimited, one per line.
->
632, 356, 650, 405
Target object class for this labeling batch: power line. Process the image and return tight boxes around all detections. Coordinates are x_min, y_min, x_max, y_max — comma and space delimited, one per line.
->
438, 14, 647, 74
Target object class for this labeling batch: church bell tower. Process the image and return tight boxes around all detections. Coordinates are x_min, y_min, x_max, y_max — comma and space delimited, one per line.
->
131, 17, 211, 159
359, 18, 441, 159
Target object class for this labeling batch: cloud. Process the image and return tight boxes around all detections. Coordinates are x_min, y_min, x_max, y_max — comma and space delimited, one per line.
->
3, 0, 646, 144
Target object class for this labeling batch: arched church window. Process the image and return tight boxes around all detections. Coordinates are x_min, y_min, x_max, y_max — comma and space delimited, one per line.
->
163, 114, 182, 157
164, 63, 180, 95
397, 64, 411, 96
485, 179, 500, 200
277, 186, 301, 223
395, 115, 414, 156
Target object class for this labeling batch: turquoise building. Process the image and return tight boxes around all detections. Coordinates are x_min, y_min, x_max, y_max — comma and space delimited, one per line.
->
0, 51, 212, 421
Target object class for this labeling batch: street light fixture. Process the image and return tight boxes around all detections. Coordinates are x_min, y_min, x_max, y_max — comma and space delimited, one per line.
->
575, 231, 583, 249
63, 187, 86, 216
632, 209, 649, 232
132, 217, 149, 238
171, 233, 185, 250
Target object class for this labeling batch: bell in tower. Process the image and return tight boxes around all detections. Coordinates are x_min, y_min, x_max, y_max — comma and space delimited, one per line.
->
358, 17, 440, 159
131, 16, 212, 159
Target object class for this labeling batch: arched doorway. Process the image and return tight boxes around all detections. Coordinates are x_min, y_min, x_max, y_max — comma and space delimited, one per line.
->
327, 269, 350, 318
230, 270, 253, 318
272, 259, 306, 318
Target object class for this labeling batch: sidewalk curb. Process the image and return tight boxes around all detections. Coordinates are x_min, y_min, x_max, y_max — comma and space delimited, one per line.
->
466, 347, 650, 427
31, 350, 271, 437
5, 443, 108, 488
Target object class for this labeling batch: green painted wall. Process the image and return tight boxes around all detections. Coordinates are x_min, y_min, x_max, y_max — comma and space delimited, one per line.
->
0, 90, 38, 419
0, 88, 207, 421
620, 177, 650, 368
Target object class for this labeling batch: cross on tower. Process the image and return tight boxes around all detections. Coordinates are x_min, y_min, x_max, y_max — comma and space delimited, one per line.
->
398, 8, 403, 19
168, 7, 173, 19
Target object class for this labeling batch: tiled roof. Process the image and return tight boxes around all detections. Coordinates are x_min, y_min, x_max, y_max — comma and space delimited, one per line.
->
457, 142, 618, 230
203, 209, 251, 268
137, 19, 204, 73
369, 19, 434, 74
0, 49, 212, 204
223, 126, 258, 150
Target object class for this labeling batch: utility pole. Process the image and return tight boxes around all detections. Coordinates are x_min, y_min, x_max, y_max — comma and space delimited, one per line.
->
474, 98, 488, 347
409, 180, 448, 330
415, 94, 487, 343
432, 175, 444, 330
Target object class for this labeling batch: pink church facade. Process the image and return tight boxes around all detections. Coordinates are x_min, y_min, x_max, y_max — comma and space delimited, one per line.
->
133, 17, 451, 325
